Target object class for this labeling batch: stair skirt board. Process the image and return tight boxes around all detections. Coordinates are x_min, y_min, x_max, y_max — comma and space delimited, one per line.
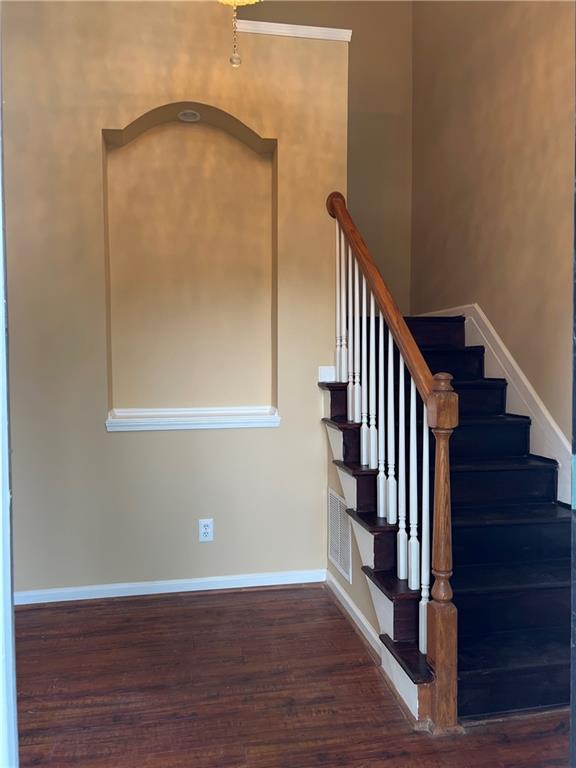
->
325, 423, 344, 462
349, 519, 375, 568
326, 572, 422, 720
419, 303, 571, 503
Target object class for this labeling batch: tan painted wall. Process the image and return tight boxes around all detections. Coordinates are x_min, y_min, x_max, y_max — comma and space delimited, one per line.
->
107, 121, 273, 409
3, 1, 347, 590
241, 2, 413, 312
412, 1, 575, 437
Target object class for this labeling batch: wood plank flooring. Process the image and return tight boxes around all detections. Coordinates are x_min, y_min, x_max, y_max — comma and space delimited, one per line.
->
15, 585, 568, 767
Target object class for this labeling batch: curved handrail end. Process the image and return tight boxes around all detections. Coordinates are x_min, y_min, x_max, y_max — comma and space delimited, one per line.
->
326, 191, 346, 218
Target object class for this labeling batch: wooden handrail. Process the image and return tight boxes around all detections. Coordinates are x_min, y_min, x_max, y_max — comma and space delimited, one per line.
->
327, 191, 460, 732
327, 192, 435, 404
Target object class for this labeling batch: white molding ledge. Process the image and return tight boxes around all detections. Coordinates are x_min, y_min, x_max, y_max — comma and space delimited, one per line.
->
237, 20, 352, 43
14, 569, 326, 606
420, 303, 571, 504
106, 406, 281, 432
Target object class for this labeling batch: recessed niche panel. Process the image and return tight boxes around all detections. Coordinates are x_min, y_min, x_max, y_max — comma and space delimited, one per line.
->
105, 117, 274, 410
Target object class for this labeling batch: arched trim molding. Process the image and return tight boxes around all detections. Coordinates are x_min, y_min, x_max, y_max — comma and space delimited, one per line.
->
102, 101, 277, 155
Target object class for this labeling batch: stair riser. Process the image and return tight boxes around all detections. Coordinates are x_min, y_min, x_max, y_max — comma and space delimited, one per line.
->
451, 467, 557, 505
454, 383, 507, 417
326, 388, 347, 420
459, 664, 570, 719
454, 523, 571, 565
451, 422, 530, 459
456, 587, 570, 636
422, 348, 484, 380
405, 318, 465, 349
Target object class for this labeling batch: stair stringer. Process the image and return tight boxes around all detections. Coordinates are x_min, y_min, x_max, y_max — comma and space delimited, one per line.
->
325, 422, 429, 722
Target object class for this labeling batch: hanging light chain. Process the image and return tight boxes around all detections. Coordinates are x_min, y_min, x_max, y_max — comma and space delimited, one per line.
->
230, 4, 241, 67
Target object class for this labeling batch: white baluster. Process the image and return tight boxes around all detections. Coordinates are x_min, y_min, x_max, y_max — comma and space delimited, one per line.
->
397, 356, 407, 580
335, 221, 341, 380
360, 275, 369, 465
408, 378, 420, 590
347, 246, 354, 419
386, 330, 397, 525
377, 311, 387, 518
368, 292, 377, 470
419, 404, 430, 653
353, 258, 361, 423
340, 229, 348, 383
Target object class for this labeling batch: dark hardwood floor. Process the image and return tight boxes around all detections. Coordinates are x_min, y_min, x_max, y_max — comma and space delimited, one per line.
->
16, 585, 568, 768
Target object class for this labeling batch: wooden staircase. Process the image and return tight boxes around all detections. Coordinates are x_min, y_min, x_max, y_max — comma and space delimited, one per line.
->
321, 192, 570, 729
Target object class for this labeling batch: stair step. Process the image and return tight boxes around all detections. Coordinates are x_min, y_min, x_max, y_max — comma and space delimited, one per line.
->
404, 315, 465, 349
451, 455, 557, 505
453, 502, 571, 565
453, 378, 507, 416
451, 414, 530, 459
318, 381, 347, 420
454, 559, 570, 636
458, 626, 570, 719
335, 454, 558, 506
380, 634, 434, 684
327, 413, 530, 462
362, 567, 419, 642
421, 345, 485, 380
362, 567, 420, 602
346, 509, 397, 571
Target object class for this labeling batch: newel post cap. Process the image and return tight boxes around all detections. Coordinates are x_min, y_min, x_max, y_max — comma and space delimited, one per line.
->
427, 372, 459, 430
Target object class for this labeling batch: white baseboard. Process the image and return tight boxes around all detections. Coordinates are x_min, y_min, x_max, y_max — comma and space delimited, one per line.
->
420, 303, 571, 504
14, 569, 326, 606
326, 571, 381, 656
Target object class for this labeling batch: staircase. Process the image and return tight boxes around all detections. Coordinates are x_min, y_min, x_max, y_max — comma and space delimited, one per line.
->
321, 192, 570, 728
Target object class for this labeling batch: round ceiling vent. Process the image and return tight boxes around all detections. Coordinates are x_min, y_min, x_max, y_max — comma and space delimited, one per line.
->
177, 109, 201, 123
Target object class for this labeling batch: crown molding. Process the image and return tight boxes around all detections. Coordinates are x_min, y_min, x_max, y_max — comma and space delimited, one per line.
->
237, 20, 352, 43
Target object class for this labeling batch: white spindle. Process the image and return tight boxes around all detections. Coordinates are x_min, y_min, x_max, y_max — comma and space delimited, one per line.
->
340, 229, 348, 383
408, 378, 420, 590
347, 246, 354, 419
419, 404, 430, 653
353, 258, 361, 423
360, 276, 368, 464
368, 293, 377, 470
377, 311, 387, 518
397, 356, 407, 580
335, 222, 341, 380
386, 330, 397, 525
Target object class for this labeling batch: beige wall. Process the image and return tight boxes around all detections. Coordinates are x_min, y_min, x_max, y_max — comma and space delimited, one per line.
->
3, 1, 347, 590
241, 2, 413, 312
107, 121, 273, 409
412, 1, 574, 437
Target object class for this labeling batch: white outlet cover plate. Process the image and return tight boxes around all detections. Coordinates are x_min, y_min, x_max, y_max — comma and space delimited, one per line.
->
199, 518, 214, 542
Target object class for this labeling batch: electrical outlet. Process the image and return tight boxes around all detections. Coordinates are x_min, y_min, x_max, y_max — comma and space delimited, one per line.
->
198, 518, 214, 543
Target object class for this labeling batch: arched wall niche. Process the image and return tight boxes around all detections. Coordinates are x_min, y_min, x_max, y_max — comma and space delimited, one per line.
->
103, 102, 279, 428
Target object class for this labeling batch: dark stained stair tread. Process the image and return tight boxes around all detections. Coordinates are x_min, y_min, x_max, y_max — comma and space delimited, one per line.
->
452, 559, 570, 594
318, 381, 347, 391
333, 460, 377, 477
380, 634, 434, 684
345, 508, 396, 534
452, 501, 571, 527
362, 567, 420, 601
450, 454, 557, 472
458, 626, 570, 675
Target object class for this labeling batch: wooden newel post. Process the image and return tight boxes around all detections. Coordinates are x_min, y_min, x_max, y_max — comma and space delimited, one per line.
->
426, 372, 459, 733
